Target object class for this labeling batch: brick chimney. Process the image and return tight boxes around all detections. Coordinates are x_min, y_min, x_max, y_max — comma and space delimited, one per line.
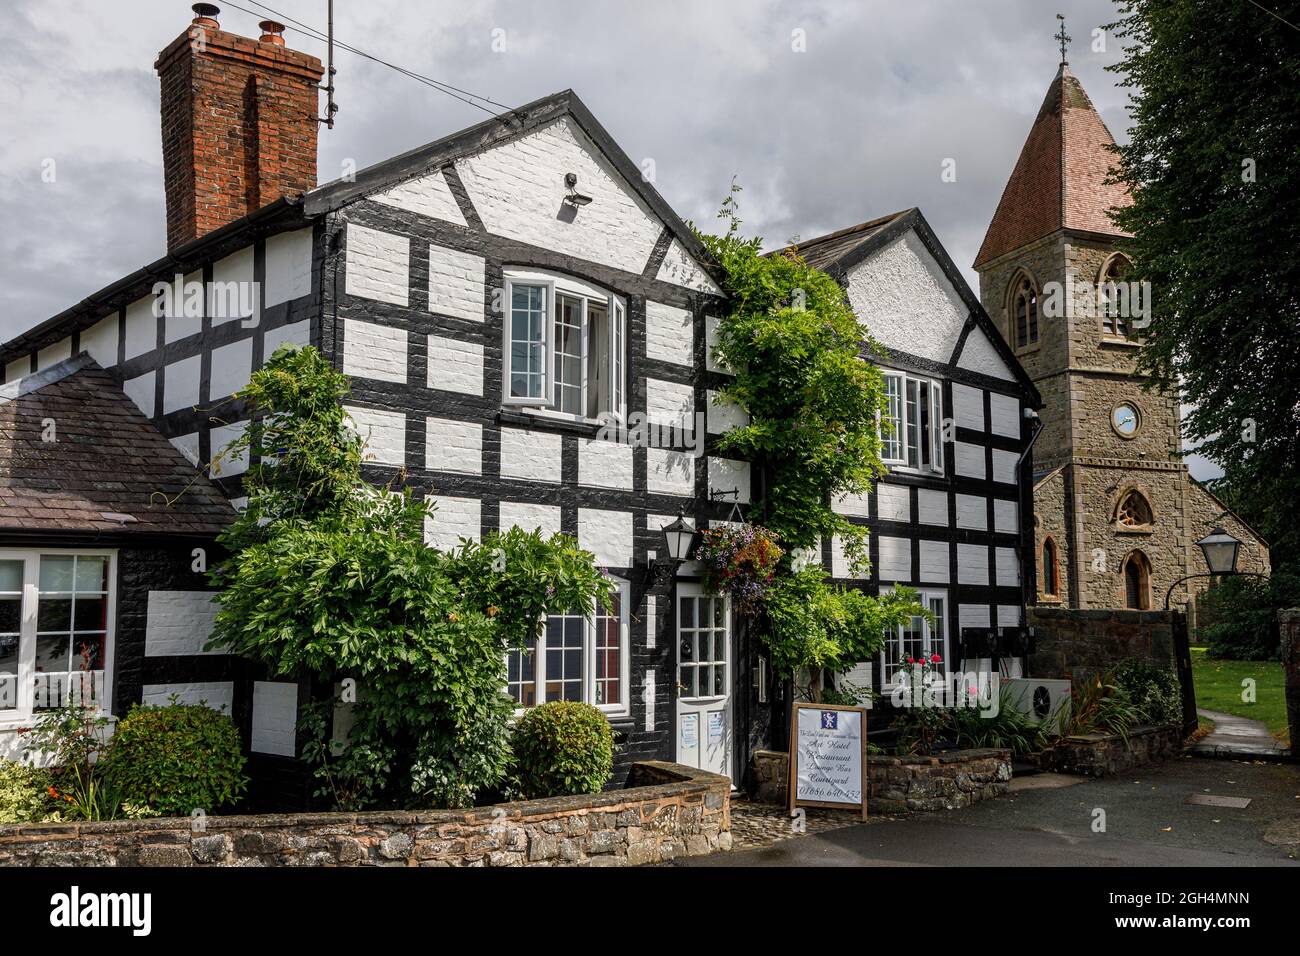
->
155, 4, 324, 251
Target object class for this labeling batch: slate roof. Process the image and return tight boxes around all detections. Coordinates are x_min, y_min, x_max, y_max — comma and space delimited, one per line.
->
0, 356, 234, 536
974, 64, 1133, 269
774, 211, 910, 271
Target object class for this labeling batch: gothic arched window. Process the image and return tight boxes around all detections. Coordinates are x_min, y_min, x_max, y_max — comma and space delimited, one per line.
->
1010, 275, 1039, 349
1041, 536, 1060, 597
1122, 551, 1152, 610
1099, 254, 1132, 337
1116, 490, 1154, 528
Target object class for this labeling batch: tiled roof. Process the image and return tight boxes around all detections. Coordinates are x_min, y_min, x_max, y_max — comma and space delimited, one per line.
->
773, 211, 911, 271
974, 64, 1133, 269
0, 357, 235, 536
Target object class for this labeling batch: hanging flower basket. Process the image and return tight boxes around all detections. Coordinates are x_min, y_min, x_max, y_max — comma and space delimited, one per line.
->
694, 524, 783, 616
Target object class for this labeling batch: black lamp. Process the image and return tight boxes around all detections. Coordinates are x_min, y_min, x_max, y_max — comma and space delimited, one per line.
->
1196, 527, 1241, 576
661, 514, 696, 564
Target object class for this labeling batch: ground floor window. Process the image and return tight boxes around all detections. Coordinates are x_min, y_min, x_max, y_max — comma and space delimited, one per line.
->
0, 550, 115, 722
881, 591, 947, 688
506, 576, 630, 717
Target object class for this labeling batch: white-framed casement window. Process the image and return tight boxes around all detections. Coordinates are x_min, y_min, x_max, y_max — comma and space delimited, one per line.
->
503, 270, 627, 421
881, 591, 947, 689
0, 550, 116, 725
505, 576, 630, 717
880, 371, 945, 474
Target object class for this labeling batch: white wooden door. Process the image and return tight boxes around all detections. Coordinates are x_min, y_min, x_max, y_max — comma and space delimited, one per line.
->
675, 584, 733, 779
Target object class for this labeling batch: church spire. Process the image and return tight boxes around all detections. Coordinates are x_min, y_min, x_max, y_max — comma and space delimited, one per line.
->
973, 48, 1133, 270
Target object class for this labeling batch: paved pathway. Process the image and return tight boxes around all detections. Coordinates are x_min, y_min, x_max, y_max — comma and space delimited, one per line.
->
1192, 708, 1290, 758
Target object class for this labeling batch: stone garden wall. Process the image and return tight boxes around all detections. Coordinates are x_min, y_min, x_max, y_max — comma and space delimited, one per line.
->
0, 761, 730, 867
1035, 725, 1183, 777
1028, 606, 1174, 681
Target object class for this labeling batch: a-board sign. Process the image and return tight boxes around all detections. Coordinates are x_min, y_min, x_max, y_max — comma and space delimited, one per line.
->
787, 702, 868, 819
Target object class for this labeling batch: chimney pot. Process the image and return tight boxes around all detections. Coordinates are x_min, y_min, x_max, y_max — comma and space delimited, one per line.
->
258, 19, 287, 46
191, 3, 221, 29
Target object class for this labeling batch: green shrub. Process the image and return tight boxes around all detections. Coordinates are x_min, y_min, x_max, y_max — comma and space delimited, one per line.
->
102, 703, 248, 816
1196, 571, 1299, 661
948, 690, 1050, 756
511, 701, 614, 799
1112, 660, 1182, 727
1065, 674, 1143, 743
0, 760, 52, 824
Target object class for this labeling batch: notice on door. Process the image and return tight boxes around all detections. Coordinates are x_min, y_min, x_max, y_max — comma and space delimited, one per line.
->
789, 703, 867, 818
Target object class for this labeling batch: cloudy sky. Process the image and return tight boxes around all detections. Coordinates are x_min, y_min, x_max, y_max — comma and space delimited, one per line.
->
3, 0, 1218, 474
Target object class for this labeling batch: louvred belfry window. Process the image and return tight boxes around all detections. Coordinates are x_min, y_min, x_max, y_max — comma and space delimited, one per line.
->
1011, 276, 1039, 348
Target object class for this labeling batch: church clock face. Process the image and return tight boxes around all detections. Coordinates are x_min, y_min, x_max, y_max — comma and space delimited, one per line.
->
1112, 402, 1140, 437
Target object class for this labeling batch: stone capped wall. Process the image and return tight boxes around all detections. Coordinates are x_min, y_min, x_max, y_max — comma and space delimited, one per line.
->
1027, 605, 1174, 681
1036, 724, 1183, 777
867, 750, 1012, 813
0, 761, 730, 868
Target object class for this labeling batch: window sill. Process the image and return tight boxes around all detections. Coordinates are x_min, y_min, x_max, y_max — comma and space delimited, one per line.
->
1100, 337, 1142, 349
497, 407, 611, 439
1114, 525, 1154, 535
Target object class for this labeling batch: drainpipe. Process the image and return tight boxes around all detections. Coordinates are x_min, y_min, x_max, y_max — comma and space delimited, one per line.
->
1014, 408, 1044, 636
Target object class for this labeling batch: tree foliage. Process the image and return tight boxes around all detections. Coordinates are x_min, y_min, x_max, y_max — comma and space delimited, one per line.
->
209, 346, 612, 809
1107, 1, 1300, 567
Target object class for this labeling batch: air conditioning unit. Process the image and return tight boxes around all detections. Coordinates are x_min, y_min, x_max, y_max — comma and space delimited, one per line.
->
1003, 677, 1071, 733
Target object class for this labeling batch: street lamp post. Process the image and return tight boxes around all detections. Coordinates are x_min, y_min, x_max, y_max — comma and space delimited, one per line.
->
1163, 527, 1267, 609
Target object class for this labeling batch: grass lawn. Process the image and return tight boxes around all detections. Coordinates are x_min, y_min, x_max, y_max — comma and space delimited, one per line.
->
1190, 647, 1291, 745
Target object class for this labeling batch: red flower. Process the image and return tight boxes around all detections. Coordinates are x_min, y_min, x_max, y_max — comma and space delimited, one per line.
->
47, 786, 58, 799
930, 654, 942, 663
906, 657, 915, 665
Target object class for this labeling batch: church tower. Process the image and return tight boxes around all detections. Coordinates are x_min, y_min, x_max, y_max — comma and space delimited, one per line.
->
973, 35, 1269, 611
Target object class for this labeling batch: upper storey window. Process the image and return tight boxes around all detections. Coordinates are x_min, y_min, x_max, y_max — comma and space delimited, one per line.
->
881, 372, 944, 474
1010, 275, 1039, 349
1099, 254, 1132, 338
504, 271, 627, 421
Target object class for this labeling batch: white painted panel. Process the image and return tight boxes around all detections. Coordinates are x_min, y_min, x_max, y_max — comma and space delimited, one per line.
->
579, 438, 634, 490
993, 498, 1018, 534
919, 540, 951, 583
646, 447, 695, 497
122, 370, 155, 418
209, 337, 253, 400
916, 488, 949, 526
951, 382, 985, 431
123, 295, 157, 360
210, 246, 255, 325
264, 228, 314, 307
343, 319, 408, 384
499, 427, 562, 483
499, 501, 562, 537
169, 433, 200, 467
455, 117, 663, 275
955, 493, 988, 530
957, 544, 990, 585
144, 591, 221, 657
995, 547, 1020, 587
831, 535, 869, 580
645, 595, 657, 651
876, 483, 910, 522
708, 458, 751, 504
209, 420, 248, 476
425, 417, 482, 475
877, 536, 912, 582
142, 681, 234, 712
37, 338, 71, 370
954, 441, 986, 479
705, 315, 728, 374
163, 355, 201, 414
992, 449, 1019, 485
345, 405, 406, 466
646, 300, 694, 367
657, 239, 723, 295
578, 508, 634, 569
997, 605, 1021, 628
372, 168, 467, 225
80, 314, 118, 368
989, 392, 1021, 438
425, 496, 481, 550
643, 670, 656, 731
958, 604, 991, 632
4, 358, 29, 383
163, 270, 203, 343
645, 378, 695, 430
957, 326, 1014, 381
251, 681, 298, 757
428, 334, 484, 395
263, 319, 310, 357
833, 489, 871, 519
706, 389, 747, 434
345, 223, 409, 306
428, 244, 485, 322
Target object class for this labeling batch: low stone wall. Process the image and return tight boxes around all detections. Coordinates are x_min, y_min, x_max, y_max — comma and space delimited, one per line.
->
748, 748, 1012, 814
867, 749, 1012, 813
1035, 724, 1183, 777
0, 761, 730, 867
1027, 606, 1175, 682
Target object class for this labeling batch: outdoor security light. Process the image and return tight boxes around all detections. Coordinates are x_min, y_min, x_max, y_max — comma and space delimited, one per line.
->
563, 172, 593, 206
661, 514, 696, 564
1196, 527, 1241, 576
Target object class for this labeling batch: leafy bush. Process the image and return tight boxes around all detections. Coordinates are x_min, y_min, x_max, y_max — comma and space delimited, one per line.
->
1196, 571, 1299, 661
101, 703, 247, 816
1112, 660, 1182, 727
1065, 674, 1143, 744
511, 702, 614, 799
948, 690, 1050, 756
0, 760, 52, 824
